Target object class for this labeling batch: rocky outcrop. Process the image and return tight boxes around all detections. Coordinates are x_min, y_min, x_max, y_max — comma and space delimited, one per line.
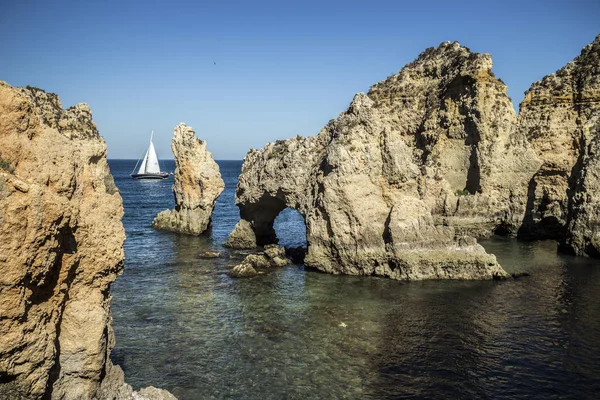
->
224, 219, 257, 249
228, 245, 290, 278
562, 116, 600, 256
153, 123, 224, 235
368, 43, 541, 237
226, 42, 523, 281
517, 35, 600, 241
0, 82, 173, 399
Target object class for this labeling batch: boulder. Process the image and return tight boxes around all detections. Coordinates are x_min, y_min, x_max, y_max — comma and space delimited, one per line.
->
228, 245, 291, 278
224, 219, 257, 249
228, 262, 258, 278
198, 251, 221, 258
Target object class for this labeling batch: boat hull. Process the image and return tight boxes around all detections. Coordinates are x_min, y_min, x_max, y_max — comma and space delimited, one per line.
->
131, 172, 169, 180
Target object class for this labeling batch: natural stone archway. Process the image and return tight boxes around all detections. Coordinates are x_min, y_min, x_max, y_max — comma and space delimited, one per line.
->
273, 208, 308, 249
229, 36, 600, 266
224, 40, 540, 280
225, 133, 326, 250
239, 193, 289, 245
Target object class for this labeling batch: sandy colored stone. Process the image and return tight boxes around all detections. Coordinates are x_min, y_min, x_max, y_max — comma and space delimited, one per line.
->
229, 245, 291, 277
225, 42, 519, 280
0, 82, 175, 399
153, 122, 224, 235
224, 219, 257, 248
517, 34, 600, 240
229, 262, 258, 278
563, 116, 600, 256
244, 253, 271, 268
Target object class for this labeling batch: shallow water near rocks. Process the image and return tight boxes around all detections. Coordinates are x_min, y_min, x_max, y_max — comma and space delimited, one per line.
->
109, 159, 600, 400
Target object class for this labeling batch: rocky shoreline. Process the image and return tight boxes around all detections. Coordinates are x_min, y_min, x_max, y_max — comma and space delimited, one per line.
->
1, 34, 599, 399
0, 82, 174, 399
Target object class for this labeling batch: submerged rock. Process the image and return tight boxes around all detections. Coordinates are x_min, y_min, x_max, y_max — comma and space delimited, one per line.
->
229, 262, 258, 278
226, 42, 522, 281
518, 35, 600, 241
0, 82, 174, 399
511, 271, 531, 279
153, 122, 224, 235
198, 251, 221, 258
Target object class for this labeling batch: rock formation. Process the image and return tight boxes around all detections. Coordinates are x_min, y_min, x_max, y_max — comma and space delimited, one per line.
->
0, 82, 174, 399
153, 123, 224, 235
225, 42, 528, 280
562, 116, 600, 256
229, 245, 290, 278
517, 34, 600, 241
367, 43, 541, 237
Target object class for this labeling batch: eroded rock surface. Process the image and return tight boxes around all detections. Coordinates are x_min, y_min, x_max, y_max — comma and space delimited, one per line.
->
228, 245, 290, 278
153, 123, 224, 235
226, 42, 521, 280
368, 43, 541, 237
563, 116, 600, 256
0, 82, 173, 399
518, 35, 600, 241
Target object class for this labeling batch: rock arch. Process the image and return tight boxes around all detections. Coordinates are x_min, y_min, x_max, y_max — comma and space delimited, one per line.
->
225, 38, 542, 281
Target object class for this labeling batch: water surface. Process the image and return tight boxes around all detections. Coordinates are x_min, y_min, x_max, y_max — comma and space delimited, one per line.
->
109, 159, 600, 399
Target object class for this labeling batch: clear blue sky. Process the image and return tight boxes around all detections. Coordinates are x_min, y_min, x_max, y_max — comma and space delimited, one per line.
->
1, 0, 598, 160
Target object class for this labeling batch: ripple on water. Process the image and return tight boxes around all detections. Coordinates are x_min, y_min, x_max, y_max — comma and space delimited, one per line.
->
109, 160, 600, 400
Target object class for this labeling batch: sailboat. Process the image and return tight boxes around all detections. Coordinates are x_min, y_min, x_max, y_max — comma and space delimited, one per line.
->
130, 131, 169, 179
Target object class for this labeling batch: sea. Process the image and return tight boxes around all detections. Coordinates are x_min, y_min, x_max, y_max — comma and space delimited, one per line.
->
108, 159, 600, 400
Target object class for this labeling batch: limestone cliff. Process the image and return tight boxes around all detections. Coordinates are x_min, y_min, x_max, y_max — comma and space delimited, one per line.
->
226, 42, 521, 281
517, 34, 600, 240
368, 42, 541, 237
0, 82, 174, 399
562, 116, 600, 256
153, 123, 224, 235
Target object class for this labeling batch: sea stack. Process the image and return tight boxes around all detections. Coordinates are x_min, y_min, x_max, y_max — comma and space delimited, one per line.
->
153, 123, 224, 235
225, 42, 529, 281
0, 82, 174, 399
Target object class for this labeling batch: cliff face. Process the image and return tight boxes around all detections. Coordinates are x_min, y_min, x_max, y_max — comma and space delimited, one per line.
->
226, 42, 521, 281
153, 123, 224, 235
368, 42, 541, 236
563, 116, 600, 256
517, 35, 600, 240
0, 82, 173, 399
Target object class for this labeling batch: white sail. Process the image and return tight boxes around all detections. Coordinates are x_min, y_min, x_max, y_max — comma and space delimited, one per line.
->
145, 140, 161, 174
137, 148, 149, 174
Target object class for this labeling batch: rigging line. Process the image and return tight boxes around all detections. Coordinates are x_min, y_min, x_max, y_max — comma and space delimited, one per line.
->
131, 148, 146, 175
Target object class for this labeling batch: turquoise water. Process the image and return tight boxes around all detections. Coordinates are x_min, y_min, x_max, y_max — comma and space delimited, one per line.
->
109, 160, 600, 399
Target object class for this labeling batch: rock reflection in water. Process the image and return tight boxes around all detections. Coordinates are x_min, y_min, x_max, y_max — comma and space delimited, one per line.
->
109, 160, 600, 400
